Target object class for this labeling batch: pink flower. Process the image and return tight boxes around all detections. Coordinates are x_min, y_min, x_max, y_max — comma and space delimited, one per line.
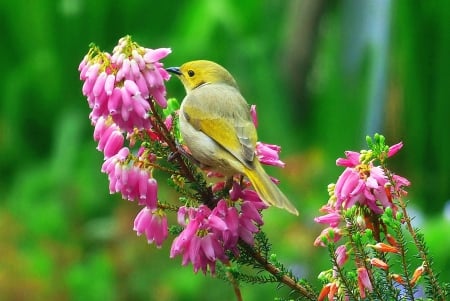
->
170, 205, 228, 274
239, 196, 264, 245
170, 191, 266, 274
330, 142, 410, 215
335, 245, 348, 267
250, 104, 258, 128
209, 200, 240, 252
101, 152, 158, 208
313, 227, 343, 247
255, 142, 285, 168
164, 114, 173, 131
392, 174, 410, 197
334, 168, 363, 208
134, 207, 168, 248
357, 267, 373, 298
229, 183, 267, 245
388, 142, 403, 157
314, 212, 342, 227
336, 151, 360, 167
79, 36, 171, 133
334, 164, 390, 214
93, 117, 124, 158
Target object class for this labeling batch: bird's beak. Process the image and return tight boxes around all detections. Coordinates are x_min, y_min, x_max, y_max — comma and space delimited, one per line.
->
166, 67, 182, 75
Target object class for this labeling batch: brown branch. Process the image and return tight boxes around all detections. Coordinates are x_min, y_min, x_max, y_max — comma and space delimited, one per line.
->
224, 262, 243, 301
240, 242, 317, 300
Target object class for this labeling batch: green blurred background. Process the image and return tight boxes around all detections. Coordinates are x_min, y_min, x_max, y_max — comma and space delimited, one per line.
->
1, 0, 449, 300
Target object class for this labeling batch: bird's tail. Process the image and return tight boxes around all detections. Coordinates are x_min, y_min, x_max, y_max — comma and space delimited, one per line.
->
244, 160, 298, 215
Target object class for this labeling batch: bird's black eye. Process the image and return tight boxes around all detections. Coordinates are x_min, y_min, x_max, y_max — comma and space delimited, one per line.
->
187, 70, 195, 77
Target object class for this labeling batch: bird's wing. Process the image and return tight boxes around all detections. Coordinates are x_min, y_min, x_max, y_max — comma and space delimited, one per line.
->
182, 84, 257, 167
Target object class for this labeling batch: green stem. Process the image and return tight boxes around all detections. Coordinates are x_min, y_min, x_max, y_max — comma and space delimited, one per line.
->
398, 198, 446, 300
346, 216, 385, 300
224, 262, 243, 301
328, 243, 359, 301
393, 221, 415, 300
379, 252, 400, 299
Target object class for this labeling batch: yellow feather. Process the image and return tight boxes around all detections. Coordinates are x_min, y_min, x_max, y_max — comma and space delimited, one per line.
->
168, 60, 299, 215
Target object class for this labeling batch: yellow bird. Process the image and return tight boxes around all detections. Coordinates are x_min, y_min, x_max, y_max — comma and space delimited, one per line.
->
166, 60, 298, 215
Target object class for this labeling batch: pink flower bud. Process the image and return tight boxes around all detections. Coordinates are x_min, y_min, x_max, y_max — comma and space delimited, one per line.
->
96, 125, 115, 151
250, 105, 258, 128
93, 117, 107, 141
132, 94, 149, 118
164, 114, 173, 131
145, 178, 158, 209
143, 48, 171, 63
108, 87, 122, 115
103, 130, 124, 158
138, 170, 149, 200
130, 59, 141, 78
78, 55, 88, 71
314, 212, 342, 227
120, 86, 132, 112
335, 245, 348, 267
93, 72, 107, 97
255, 142, 285, 167
104, 74, 116, 95
151, 85, 167, 108
132, 49, 145, 70
388, 142, 403, 157
121, 58, 131, 79
79, 59, 90, 79
124, 79, 140, 96
116, 147, 130, 160
134, 207, 168, 248
357, 267, 373, 299
336, 151, 360, 167
82, 77, 95, 97
135, 73, 149, 98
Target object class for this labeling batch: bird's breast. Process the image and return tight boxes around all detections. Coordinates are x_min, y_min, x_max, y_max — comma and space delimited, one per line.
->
179, 108, 243, 174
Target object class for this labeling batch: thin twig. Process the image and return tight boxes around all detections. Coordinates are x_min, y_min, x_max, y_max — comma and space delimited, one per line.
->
394, 223, 415, 300
328, 244, 359, 301
346, 217, 380, 301
240, 242, 317, 300
224, 262, 243, 301
398, 198, 446, 300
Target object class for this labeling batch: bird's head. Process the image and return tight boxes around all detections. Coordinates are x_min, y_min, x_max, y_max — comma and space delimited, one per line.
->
166, 60, 238, 92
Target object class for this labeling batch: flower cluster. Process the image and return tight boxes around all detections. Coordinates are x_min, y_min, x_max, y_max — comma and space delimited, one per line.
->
168, 152, 273, 273
314, 140, 410, 239
79, 36, 172, 249
79, 36, 287, 275
170, 190, 266, 274
79, 35, 171, 132
313, 135, 440, 301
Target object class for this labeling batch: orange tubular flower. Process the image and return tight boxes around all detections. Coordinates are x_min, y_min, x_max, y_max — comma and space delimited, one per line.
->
317, 283, 332, 301
410, 265, 426, 287
391, 274, 406, 285
369, 258, 389, 270
368, 242, 400, 254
